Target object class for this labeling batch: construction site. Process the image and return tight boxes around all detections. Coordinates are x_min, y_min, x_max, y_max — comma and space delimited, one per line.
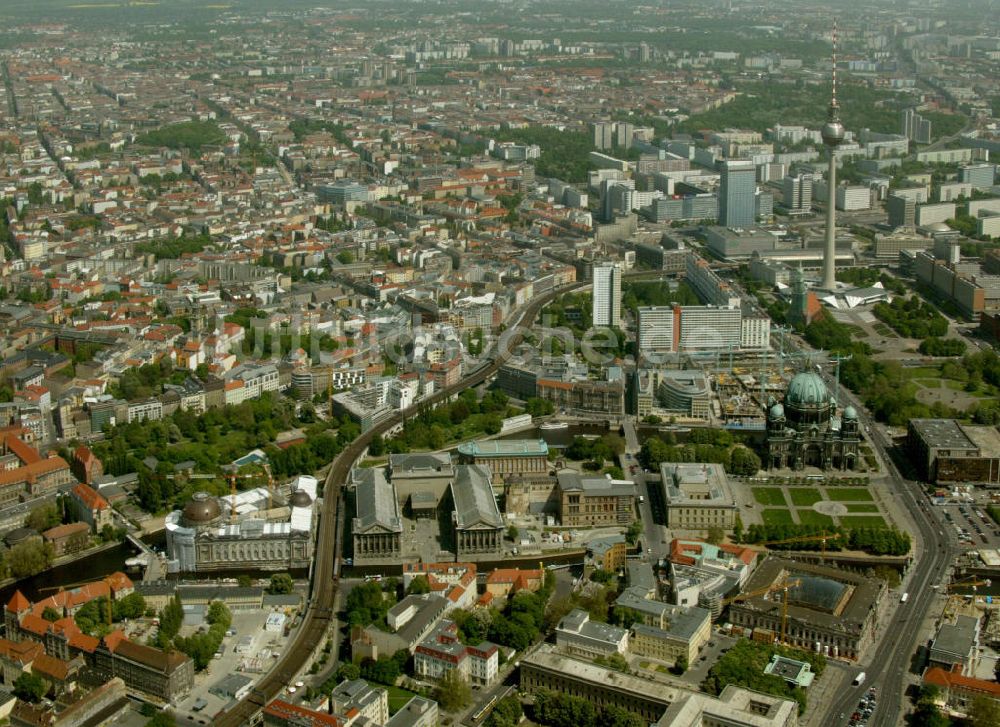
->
725, 556, 888, 661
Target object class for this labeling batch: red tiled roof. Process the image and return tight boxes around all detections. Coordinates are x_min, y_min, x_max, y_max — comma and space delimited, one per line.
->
924, 666, 1000, 696
32, 652, 71, 681
0, 637, 43, 665
7, 590, 30, 614
5, 435, 41, 465
67, 632, 99, 653
72, 483, 109, 511
264, 700, 346, 727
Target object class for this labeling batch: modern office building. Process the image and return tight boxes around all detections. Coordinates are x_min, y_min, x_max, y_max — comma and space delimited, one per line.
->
781, 173, 813, 213
959, 163, 996, 190
676, 305, 742, 351
901, 108, 932, 145
637, 306, 675, 353
592, 261, 622, 327
887, 193, 916, 228
718, 159, 757, 228
907, 418, 1000, 484
656, 370, 712, 420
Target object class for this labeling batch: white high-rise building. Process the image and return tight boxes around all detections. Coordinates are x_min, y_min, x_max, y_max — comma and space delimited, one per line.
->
637, 306, 676, 352
592, 261, 622, 328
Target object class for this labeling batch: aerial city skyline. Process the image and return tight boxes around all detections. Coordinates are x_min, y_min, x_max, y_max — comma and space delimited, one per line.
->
0, 2, 998, 727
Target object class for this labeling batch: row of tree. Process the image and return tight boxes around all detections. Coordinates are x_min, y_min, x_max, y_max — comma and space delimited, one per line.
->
532, 688, 645, 727
639, 436, 761, 476
741, 522, 911, 556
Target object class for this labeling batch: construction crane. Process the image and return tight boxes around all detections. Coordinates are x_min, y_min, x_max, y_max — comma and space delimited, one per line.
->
942, 578, 992, 619
722, 577, 802, 646
756, 531, 844, 560
946, 577, 992, 591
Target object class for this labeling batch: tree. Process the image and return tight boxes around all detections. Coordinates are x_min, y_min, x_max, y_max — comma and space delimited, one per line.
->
406, 575, 431, 595
507, 525, 519, 542
674, 653, 688, 674
13, 672, 47, 703
7, 540, 54, 578
729, 446, 761, 476
237, 575, 253, 587
336, 662, 360, 682
968, 695, 1000, 727
42, 606, 61, 622
434, 669, 472, 712
267, 573, 294, 594
625, 520, 642, 546
26, 501, 62, 532
706, 526, 725, 545
145, 713, 176, 727
336, 250, 355, 264
485, 695, 523, 727
113, 593, 147, 621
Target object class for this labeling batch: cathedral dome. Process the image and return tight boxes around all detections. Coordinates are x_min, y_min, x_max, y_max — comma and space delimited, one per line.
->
769, 403, 785, 419
785, 372, 830, 408
843, 406, 858, 421
182, 492, 222, 526
290, 489, 313, 508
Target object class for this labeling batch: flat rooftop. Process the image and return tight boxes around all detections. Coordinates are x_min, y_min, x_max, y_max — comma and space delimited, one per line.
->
457, 439, 548, 457
910, 419, 978, 450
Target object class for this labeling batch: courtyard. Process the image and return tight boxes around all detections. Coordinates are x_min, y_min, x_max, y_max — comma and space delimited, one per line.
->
750, 480, 890, 530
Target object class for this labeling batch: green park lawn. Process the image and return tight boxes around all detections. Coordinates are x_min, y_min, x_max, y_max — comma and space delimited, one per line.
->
838, 515, 889, 530
846, 504, 881, 513
797, 510, 836, 527
762, 509, 795, 526
825, 487, 875, 502
753, 488, 788, 506
789, 488, 823, 506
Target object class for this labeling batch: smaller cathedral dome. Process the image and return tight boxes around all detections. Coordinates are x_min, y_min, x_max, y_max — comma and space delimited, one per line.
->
769, 403, 785, 418
290, 489, 313, 508
843, 406, 858, 421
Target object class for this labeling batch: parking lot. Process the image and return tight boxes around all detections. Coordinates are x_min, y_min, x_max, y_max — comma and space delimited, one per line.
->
936, 502, 1000, 549
172, 607, 299, 726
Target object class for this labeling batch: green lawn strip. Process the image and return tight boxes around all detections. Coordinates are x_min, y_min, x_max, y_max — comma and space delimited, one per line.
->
753, 488, 788, 506
846, 504, 880, 513
796, 510, 835, 527
825, 487, 874, 502
838, 515, 889, 530
788, 488, 823, 506
762, 509, 795, 525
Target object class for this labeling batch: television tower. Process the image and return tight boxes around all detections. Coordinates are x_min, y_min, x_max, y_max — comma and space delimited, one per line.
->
820, 22, 845, 292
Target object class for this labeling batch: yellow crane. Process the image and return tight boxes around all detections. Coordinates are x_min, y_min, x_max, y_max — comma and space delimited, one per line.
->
942, 578, 991, 619
756, 531, 844, 560
722, 576, 802, 646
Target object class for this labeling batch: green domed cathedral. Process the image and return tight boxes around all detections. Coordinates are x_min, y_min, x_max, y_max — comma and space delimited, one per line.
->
765, 371, 861, 470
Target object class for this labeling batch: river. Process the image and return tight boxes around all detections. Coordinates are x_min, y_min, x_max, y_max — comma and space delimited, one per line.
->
0, 540, 138, 604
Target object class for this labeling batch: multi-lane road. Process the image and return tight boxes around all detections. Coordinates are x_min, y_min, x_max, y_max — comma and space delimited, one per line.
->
804, 350, 954, 726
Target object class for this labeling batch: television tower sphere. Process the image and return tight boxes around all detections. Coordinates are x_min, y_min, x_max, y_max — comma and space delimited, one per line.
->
822, 117, 846, 147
